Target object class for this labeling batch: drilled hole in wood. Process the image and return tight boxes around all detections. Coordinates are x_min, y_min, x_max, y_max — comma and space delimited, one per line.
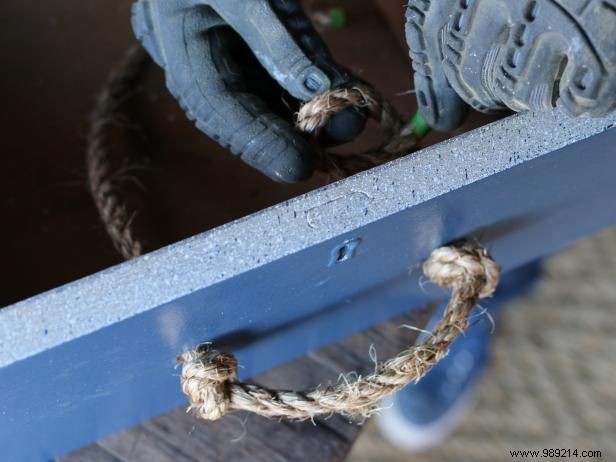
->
330, 238, 362, 266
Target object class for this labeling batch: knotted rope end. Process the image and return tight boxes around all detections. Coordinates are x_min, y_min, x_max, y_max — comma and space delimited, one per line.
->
179, 346, 238, 421
423, 243, 500, 299
296, 85, 374, 134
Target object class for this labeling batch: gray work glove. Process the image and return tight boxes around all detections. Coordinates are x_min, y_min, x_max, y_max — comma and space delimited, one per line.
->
406, 0, 616, 131
132, 0, 365, 183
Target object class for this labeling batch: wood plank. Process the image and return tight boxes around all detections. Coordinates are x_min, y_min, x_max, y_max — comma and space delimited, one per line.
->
141, 410, 349, 462
58, 444, 122, 462
99, 425, 201, 462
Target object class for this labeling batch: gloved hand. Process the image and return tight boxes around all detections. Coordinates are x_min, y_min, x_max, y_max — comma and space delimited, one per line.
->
131, 0, 365, 183
406, 0, 616, 131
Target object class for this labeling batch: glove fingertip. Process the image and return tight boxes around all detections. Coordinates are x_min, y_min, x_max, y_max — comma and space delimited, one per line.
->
322, 107, 367, 146
268, 148, 315, 184
243, 132, 315, 183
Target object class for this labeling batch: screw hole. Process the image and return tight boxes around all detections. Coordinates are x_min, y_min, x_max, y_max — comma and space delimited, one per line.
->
336, 246, 347, 262
329, 238, 362, 266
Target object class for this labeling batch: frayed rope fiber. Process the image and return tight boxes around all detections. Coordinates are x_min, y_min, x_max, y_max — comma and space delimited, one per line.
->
297, 83, 418, 180
180, 242, 500, 421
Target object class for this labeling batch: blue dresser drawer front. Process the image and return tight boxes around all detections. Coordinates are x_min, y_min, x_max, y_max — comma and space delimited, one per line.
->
1, 111, 615, 461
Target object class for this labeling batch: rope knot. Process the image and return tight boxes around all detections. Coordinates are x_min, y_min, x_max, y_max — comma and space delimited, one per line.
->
179, 347, 237, 421
296, 83, 408, 141
423, 243, 500, 299
293, 83, 419, 179
297, 85, 384, 134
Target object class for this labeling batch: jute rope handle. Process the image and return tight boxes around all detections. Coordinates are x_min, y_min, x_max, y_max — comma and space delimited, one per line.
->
86, 46, 498, 422
180, 242, 500, 421
86, 46, 418, 259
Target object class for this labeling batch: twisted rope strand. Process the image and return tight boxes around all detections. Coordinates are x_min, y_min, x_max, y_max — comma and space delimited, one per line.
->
87, 45, 149, 259
297, 84, 418, 180
297, 84, 403, 137
180, 242, 500, 421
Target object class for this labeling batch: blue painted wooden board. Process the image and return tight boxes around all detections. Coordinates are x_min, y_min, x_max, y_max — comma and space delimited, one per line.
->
0, 111, 614, 461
